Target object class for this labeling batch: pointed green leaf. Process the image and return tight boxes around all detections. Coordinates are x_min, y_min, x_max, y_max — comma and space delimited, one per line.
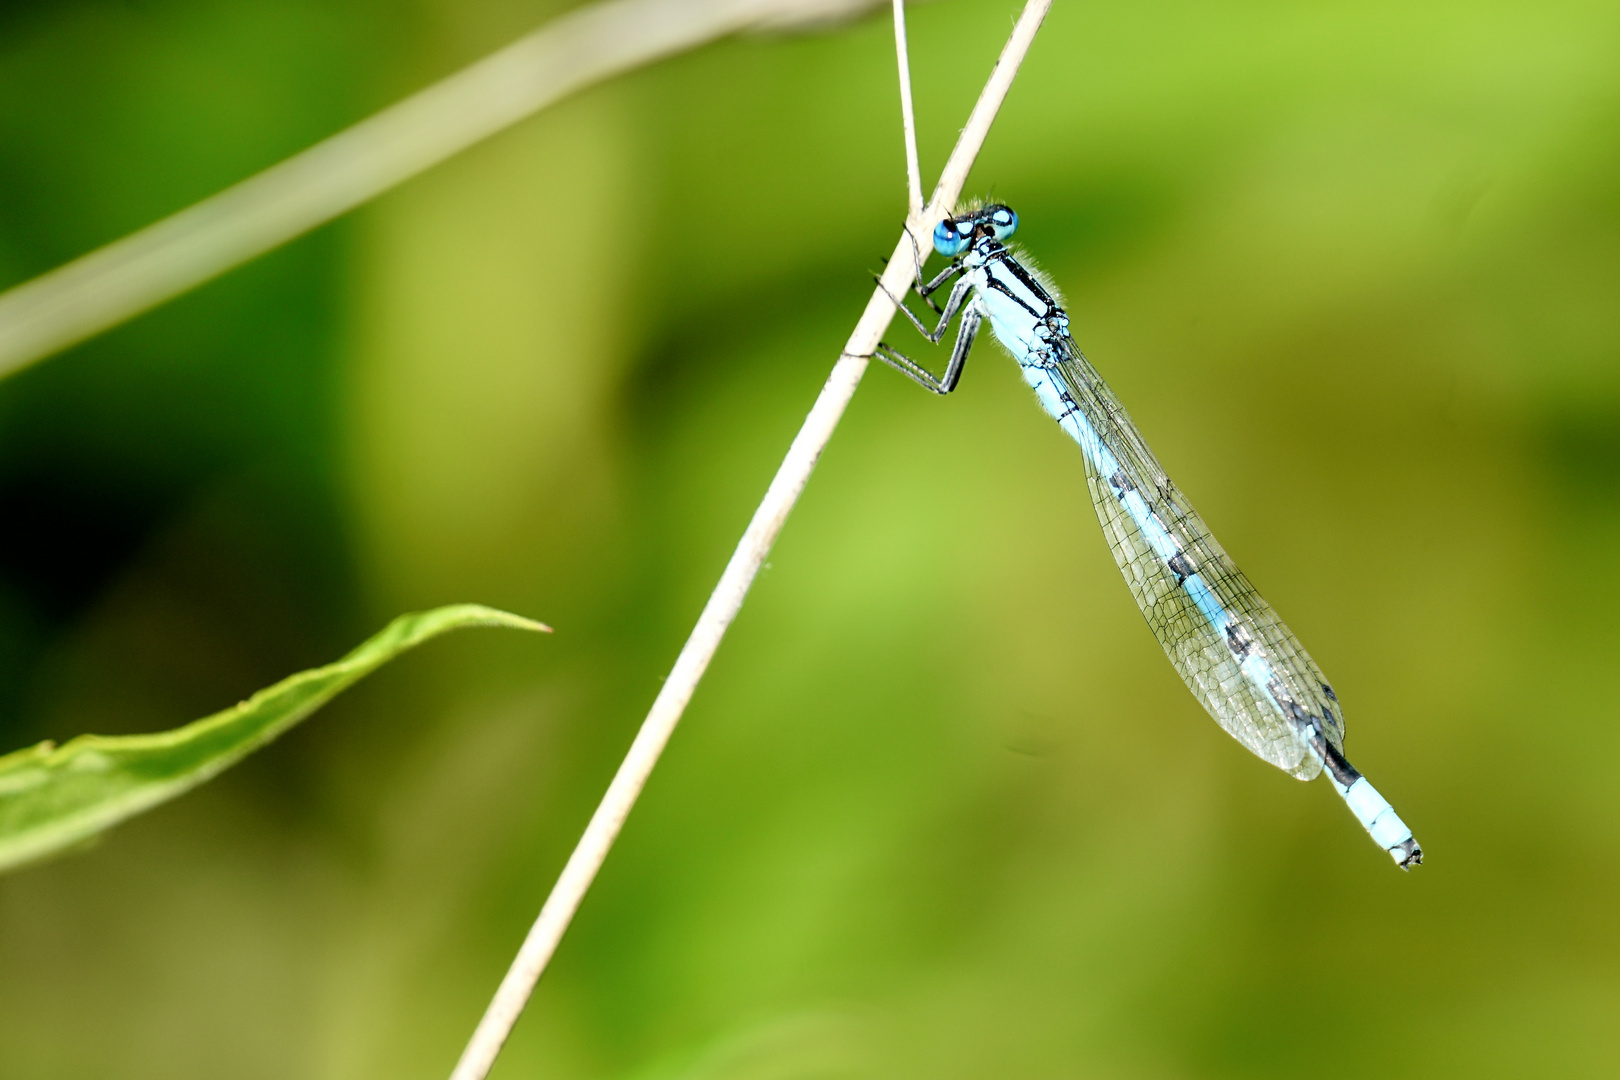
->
0, 604, 550, 874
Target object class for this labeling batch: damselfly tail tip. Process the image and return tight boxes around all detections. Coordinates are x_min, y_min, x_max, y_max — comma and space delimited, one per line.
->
1328, 772, 1422, 871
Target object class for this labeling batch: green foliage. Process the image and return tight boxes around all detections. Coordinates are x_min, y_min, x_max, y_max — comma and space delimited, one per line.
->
0, 604, 547, 873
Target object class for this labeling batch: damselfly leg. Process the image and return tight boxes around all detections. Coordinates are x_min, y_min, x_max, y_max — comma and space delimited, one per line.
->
873, 305, 983, 395
898, 224, 965, 311
872, 269, 982, 395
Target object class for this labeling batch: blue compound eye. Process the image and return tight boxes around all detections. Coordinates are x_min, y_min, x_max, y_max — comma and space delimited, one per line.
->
990, 206, 1019, 241
933, 219, 970, 257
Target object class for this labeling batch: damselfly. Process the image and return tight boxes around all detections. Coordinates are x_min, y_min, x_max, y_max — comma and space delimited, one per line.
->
875, 204, 1421, 869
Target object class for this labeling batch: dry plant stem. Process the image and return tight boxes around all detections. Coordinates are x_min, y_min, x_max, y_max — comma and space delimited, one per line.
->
892, 0, 925, 218
445, 2, 1051, 1078
0, 0, 875, 381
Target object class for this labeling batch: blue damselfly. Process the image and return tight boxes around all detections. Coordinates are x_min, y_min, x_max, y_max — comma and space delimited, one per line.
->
876, 204, 1422, 869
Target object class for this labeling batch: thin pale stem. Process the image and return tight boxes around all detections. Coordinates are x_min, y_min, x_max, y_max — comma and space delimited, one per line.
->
922, 0, 1048, 221
444, 2, 1051, 1078
893, 0, 924, 219
0, 0, 878, 382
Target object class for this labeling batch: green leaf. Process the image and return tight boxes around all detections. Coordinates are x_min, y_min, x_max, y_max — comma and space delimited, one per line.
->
0, 604, 550, 874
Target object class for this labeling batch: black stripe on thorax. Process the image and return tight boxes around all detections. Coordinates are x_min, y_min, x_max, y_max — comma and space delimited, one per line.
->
975, 240, 1063, 319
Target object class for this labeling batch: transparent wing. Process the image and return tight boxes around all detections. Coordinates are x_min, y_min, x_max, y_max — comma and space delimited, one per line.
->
1050, 339, 1343, 780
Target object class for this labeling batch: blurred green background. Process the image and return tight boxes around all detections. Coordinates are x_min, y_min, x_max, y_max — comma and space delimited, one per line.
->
2, 0, 1618, 1076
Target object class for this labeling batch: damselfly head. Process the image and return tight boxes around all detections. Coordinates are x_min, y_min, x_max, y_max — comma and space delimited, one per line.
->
933, 204, 1019, 257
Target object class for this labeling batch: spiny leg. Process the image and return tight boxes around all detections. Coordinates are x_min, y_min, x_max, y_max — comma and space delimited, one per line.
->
881, 274, 975, 343
873, 306, 983, 395
902, 226, 963, 312
883, 226, 965, 313
918, 262, 963, 300
878, 258, 963, 318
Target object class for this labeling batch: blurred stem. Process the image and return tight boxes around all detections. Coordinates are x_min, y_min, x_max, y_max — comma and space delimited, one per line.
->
0, 0, 880, 382
444, 1, 1053, 1078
